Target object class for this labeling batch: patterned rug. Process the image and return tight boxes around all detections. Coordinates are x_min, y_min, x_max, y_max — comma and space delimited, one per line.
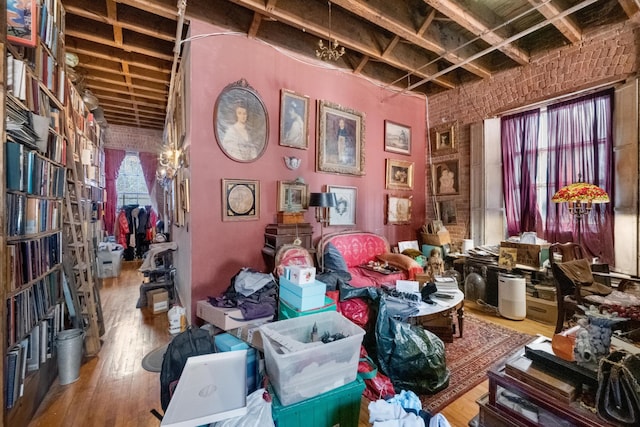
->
420, 313, 535, 414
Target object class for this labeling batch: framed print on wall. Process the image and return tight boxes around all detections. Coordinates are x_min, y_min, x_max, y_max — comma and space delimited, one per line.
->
277, 180, 309, 212
432, 160, 460, 196
222, 179, 260, 221
385, 159, 414, 190
280, 89, 310, 149
386, 195, 412, 225
317, 100, 365, 176
431, 122, 457, 154
214, 78, 269, 163
438, 200, 457, 225
7, 0, 37, 47
327, 185, 357, 226
384, 120, 411, 155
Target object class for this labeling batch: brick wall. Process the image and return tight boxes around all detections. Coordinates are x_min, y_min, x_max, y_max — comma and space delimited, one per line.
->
104, 124, 163, 153
426, 20, 639, 247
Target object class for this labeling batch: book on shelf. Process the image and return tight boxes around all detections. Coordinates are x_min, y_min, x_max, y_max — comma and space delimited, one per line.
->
19, 338, 29, 397
6, 141, 25, 191
27, 324, 40, 372
5, 346, 21, 409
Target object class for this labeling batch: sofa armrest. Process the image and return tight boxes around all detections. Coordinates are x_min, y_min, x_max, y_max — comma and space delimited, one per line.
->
376, 253, 423, 280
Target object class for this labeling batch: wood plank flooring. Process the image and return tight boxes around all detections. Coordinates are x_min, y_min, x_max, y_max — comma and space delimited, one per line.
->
28, 262, 555, 427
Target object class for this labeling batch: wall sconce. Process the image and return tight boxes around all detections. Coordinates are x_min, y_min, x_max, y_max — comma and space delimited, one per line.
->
156, 145, 182, 188
284, 156, 301, 170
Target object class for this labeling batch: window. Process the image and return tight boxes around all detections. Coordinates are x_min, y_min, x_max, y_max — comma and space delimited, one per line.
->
116, 153, 151, 207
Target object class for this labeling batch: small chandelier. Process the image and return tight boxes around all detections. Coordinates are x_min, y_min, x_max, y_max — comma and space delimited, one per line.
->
316, 1, 345, 61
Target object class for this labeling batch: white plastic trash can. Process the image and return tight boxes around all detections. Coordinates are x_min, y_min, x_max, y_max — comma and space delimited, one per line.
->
498, 273, 527, 320
56, 329, 85, 385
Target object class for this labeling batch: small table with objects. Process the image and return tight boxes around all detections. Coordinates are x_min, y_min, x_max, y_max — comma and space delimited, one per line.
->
408, 289, 464, 343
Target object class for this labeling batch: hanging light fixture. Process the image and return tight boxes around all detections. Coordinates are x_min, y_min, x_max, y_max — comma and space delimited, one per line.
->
82, 89, 100, 111
315, 1, 345, 61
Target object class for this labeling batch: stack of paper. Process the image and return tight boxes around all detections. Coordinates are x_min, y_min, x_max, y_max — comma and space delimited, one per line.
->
435, 277, 458, 292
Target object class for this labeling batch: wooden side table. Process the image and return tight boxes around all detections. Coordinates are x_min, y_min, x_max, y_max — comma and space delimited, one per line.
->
409, 290, 465, 342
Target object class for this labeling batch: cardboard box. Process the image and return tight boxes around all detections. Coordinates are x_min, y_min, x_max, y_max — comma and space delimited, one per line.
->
500, 241, 550, 269
228, 323, 267, 352
526, 295, 558, 324
421, 231, 451, 246
283, 266, 316, 285
147, 289, 169, 314
196, 300, 273, 331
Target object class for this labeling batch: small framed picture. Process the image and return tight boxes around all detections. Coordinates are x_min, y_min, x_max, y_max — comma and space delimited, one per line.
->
280, 89, 310, 149
438, 200, 457, 225
327, 185, 357, 226
385, 159, 414, 190
317, 100, 365, 176
386, 195, 412, 225
222, 179, 260, 221
7, 0, 37, 47
277, 180, 309, 212
433, 160, 459, 196
384, 120, 411, 155
431, 123, 457, 154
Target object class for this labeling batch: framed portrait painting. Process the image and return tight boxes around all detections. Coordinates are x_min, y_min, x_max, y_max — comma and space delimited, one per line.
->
214, 78, 269, 163
384, 120, 411, 155
280, 89, 310, 149
317, 100, 365, 176
222, 179, 260, 221
7, 0, 37, 47
431, 122, 457, 154
385, 159, 414, 190
386, 195, 412, 225
327, 185, 357, 226
433, 160, 460, 196
438, 200, 457, 225
277, 180, 308, 212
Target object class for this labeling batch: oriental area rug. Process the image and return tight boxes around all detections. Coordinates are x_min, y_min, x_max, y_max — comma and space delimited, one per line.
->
420, 313, 535, 414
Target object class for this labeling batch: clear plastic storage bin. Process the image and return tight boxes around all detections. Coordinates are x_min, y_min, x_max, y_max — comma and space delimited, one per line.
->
260, 311, 365, 406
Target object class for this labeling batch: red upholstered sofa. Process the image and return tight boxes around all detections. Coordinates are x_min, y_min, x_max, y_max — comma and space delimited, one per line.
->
317, 231, 423, 288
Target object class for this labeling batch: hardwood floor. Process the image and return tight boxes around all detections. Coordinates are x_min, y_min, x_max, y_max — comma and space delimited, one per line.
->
28, 262, 555, 427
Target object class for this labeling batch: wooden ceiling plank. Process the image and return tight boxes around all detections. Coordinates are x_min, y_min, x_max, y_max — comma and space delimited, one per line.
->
328, 0, 492, 79
82, 66, 170, 86
65, 29, 174, 61
223, 0, 458, 89
66, 41, 172, 73
354, 56, 370, 74
526, 0, 581, 43
96, 93, 165, 109
100, 100, 166, 113
64, 4, 175, 41
115, 0, 178, 20
416, 9, 437, 37
248, 12, 263, 38
382, 35, 400, 58
106, 0, 124, 46
617, 0, 640, 17
422, 0, 530, 65
88, 82, 168, 101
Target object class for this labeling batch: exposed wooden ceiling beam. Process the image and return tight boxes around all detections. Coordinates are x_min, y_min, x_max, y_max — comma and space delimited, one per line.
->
88, 81, 168, 101
422, 0, 530, 65
65, 29, 174, 61
115, 0, 178, 20
66, 39, 172, 73
617, 0, 640, 17
416, 9, 437, 37
527, 0, 582, 43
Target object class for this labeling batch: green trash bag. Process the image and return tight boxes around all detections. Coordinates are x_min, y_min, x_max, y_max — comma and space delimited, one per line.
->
375, 296, 450, 394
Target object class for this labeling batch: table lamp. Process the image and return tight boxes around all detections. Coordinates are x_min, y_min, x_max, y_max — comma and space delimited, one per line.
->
308, 192, 337, 272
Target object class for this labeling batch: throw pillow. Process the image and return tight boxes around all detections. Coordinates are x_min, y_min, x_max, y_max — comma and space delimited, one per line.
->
376, 252, 421, 272
323, 242, 349, 272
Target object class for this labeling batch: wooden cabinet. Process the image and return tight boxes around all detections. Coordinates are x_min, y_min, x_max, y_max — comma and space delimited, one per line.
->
261, 223, 314, 272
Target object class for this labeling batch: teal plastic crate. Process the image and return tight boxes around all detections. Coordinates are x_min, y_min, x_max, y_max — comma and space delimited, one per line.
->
270, 376, 365, 427
278, 296, 336, 320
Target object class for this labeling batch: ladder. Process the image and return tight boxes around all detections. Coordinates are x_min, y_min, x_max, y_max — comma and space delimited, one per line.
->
61, 145, 103, 356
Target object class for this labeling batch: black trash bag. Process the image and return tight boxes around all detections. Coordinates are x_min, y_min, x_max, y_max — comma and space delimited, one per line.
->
375, 296, 449, 394
339, 281, 381, 301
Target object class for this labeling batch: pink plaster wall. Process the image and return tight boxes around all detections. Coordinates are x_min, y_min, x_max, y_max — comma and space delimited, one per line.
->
186, 20, 427, 312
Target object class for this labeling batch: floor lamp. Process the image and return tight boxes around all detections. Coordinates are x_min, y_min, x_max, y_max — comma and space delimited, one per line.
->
309, 192, 337, 272
552, 181, 610, 248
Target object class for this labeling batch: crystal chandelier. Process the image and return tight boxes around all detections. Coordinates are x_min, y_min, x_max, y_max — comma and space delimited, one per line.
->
316, 1, 345, 61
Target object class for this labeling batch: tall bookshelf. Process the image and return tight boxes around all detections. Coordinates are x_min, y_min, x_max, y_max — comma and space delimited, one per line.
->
3, 1, 68, 425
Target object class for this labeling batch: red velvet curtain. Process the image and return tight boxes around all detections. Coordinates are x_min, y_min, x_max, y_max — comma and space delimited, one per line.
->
501, 109, 540, 237
104, 148, 127, 235
544, 89, 614, 264
138, 151, 160, 214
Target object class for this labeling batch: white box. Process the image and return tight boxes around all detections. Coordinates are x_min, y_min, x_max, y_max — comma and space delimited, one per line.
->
283, 266, 316, 285
196, 301, 273, 331
96, 249, 124, 278
260, 311, 364, 406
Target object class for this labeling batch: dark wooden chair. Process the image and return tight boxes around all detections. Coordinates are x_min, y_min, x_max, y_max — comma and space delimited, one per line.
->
549, 242, 587, 333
